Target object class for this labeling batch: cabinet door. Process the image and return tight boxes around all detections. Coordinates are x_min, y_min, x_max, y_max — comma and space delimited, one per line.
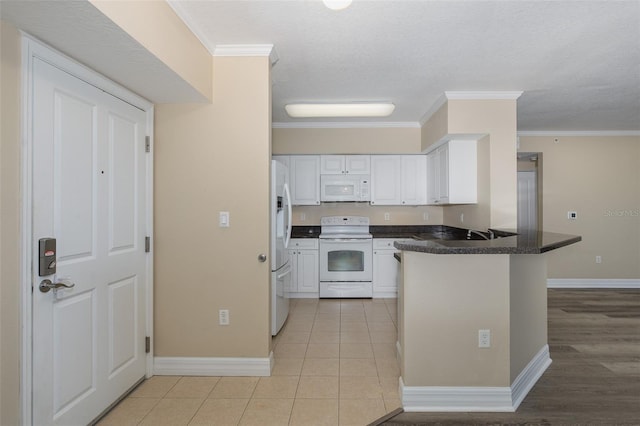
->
297, 250, 319, 293
401, 155, 427, 205
272, 155, 289, 169
287, 250, 298, 292
373, 250, 399, 295
320, 155, 345, 174
426, 150, 439, 204
290, 156, 320, 205
437, 145, 449, 203
346, 155, 370, 174
370, 155, 402, 205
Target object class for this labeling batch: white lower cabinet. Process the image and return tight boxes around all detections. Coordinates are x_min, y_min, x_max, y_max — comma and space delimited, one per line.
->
372, 239, 403, 298
288, 239, 319, 297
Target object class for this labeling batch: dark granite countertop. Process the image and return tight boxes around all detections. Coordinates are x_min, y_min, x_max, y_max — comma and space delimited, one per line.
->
291, 226, 321, 238
394, 229, 581, 254
292, 225, 581, 254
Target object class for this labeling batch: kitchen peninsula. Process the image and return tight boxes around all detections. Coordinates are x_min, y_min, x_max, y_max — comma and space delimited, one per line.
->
394, 231, 581, 412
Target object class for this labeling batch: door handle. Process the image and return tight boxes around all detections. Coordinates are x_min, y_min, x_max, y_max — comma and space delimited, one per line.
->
258, 254, 267, 263
39, 279, 75, 293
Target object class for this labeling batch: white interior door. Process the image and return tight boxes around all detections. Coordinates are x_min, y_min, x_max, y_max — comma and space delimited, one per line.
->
31, 57, 148, 425
517, 171, 538, 231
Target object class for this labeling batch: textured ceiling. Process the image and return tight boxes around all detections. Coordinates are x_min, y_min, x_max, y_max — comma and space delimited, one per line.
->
2, 1, 638, 131
0, 1, 208, 103
170, 0, 640, 131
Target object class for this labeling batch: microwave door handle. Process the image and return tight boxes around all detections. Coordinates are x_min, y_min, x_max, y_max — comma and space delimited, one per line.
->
283, 182, 292, 249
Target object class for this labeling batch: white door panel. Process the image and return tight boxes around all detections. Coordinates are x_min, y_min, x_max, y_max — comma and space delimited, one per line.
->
32, 56, 148, 425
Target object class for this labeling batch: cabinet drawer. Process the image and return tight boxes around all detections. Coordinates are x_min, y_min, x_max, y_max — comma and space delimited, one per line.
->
290, 239, 318, 249
373, 239, 398, 249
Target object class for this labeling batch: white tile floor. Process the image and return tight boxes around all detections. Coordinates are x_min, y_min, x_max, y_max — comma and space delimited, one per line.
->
98, 298, 400, 426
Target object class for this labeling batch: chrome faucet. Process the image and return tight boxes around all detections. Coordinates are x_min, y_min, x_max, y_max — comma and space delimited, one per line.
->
467, 229, 491, 240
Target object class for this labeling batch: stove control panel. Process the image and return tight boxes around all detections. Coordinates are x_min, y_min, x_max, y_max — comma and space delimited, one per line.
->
320, 216, 369, 226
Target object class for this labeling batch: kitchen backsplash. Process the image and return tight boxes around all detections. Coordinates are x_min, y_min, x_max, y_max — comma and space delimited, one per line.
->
291, 203, 444, 226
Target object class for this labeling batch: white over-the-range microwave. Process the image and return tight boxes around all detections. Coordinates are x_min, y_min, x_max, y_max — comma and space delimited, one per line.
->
320, 174, 370, 202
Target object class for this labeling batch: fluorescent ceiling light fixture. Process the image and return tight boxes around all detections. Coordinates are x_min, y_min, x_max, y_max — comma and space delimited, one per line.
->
323, 0, 352, 11
285, 103, 395, 118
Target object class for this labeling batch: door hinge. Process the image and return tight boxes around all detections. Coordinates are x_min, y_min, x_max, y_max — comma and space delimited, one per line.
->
145, 136, 151, 153
145, 336, 151, 354
145, 236, 151, 253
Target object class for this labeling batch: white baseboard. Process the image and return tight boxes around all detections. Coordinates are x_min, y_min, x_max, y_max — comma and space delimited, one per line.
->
289, 292, 319, 298
400, 345, 551, 412
547, 279, 640, 289
154, 352, 274, 376
510, 345, 552, 410
373, 292, 397, 298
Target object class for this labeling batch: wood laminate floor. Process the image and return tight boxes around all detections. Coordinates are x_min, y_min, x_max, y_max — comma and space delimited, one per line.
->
380, 289, 640, 426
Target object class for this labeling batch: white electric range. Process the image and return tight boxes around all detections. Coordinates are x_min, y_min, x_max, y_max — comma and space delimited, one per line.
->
318, 216, 373, 298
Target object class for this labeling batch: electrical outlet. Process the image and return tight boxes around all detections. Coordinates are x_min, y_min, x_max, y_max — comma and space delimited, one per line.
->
478, 329, 491, 348
460, 213, 464, 223
384, 213, 390, 221
567, 211, 577, 220
423, 212, 429, 221
300, 213, 306, 222
595, 256, 602, 264
219, 309, 229, 325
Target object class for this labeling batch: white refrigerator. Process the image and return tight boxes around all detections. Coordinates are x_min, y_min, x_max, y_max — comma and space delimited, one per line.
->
271, 160, 292, 335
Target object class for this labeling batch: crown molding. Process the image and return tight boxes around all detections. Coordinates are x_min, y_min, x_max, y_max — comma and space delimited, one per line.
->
445, 91, 523, 100
518, 130, 640, 137
418, 91, 524, 127
418, 94, 448, 127
214, 45, 279, 65
167, 2, 279, 65
167, 0, 215, 56
272, 121, 420, 129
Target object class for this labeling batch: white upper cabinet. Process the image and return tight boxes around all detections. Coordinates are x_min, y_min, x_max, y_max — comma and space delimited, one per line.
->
272, 155, 289, 169
321, 155, 370, 174
401, 155, 427, 205
290, 155, 321, 205
370, 156, 402, 205
427, 140, 477, 205
371, 155, 426, 205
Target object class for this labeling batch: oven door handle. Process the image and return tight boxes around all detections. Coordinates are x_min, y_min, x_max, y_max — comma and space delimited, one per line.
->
320, 238, 371, 243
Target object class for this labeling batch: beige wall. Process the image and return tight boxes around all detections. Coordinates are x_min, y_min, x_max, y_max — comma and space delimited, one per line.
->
154, 55, 272, 358
291, 204, 443, 226
0, 19, 22, 426
509, 254, 548, 382
519, 136, 640, 279
443, 135, 491, 230
422, 98, 519, 230
89, 0, 213, 101
447, 99, 519, 229
401, 252, 511, 386
273, 126, 421, 154
420, 101, 448, 151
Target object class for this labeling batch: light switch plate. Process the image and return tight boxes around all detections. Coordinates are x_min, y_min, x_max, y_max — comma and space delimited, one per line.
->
219, 211, 230, 227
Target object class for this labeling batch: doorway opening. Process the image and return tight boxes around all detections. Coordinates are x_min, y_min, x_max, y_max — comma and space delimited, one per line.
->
517, 152, 543, 231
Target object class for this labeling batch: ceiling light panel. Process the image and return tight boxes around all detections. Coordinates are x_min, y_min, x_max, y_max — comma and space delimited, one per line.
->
285, 103, 395, 118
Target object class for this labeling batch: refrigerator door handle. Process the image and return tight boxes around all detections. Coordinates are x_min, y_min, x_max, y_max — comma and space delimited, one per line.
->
283, 182, 292, 249
276, 264, 292, 280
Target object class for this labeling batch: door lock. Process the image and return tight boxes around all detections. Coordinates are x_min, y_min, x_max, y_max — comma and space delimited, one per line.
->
39, 238, 57, 276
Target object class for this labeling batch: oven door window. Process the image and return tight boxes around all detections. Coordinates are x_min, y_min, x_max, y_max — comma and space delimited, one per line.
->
327, 250, 364, 272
